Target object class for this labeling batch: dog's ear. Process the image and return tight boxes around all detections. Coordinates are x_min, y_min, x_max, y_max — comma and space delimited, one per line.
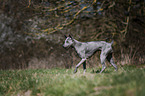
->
64, 35, 67, 38
69, 34, 74, 42
69, 34, 73, 39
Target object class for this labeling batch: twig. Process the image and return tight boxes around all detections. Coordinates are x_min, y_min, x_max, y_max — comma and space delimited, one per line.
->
120, 0, 132, 38
28, 0, 31, 8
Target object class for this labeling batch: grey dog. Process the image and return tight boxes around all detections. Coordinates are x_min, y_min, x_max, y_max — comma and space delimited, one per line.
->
63, 35, 117, 74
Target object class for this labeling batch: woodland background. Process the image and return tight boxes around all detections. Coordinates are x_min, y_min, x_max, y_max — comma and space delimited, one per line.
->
0, 0, 144, 70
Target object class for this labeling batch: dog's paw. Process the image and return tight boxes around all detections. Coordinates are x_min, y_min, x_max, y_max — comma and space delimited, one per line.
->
74, 68, 77, 73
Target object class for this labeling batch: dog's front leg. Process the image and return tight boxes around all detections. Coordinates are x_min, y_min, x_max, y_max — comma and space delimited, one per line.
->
74, 58, 86, 73
83, 61, 86, 74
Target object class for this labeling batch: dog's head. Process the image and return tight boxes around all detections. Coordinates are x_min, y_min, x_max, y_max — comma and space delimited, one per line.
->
63, 35, 74, 48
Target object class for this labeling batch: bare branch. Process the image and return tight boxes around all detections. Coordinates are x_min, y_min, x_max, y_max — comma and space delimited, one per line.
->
42, 6, 88, 34
29, 0, 116, 36
28, 0, 31, 8
120, 0, 131, 38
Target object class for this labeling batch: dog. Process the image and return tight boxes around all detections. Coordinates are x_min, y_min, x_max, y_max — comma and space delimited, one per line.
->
63, 35, 117, 74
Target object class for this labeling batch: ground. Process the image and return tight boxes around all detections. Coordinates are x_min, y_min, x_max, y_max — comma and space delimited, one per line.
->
0, 65, 145, 96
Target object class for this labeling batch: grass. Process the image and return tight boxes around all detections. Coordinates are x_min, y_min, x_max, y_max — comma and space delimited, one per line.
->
0, 65, 145, 96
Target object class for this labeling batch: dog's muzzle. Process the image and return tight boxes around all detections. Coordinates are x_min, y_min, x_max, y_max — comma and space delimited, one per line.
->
63, 44, 70, 49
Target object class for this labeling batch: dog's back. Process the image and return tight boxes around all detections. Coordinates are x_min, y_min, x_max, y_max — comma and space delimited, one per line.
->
77, 41, 112, 58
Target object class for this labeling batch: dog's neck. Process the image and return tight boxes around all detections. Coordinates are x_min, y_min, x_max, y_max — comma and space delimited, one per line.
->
72, 39, 82, 48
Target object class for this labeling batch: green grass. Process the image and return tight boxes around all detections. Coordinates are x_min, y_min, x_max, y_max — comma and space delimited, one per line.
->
0, 66, 145, 96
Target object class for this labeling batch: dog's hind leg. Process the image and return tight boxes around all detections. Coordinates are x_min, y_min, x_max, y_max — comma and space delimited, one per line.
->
107, 53, 117, 71
100, 52, 106, 73
74, 58, 86, 73
100, 63, 106, 73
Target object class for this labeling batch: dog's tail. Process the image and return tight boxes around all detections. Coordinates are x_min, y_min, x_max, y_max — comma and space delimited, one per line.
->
111, 40, 114, 45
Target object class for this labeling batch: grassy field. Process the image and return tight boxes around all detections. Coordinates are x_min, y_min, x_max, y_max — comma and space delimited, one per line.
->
0, 65, 145, 96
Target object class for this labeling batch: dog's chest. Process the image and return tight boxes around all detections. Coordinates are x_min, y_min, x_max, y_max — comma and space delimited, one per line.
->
74, 45, 86, 57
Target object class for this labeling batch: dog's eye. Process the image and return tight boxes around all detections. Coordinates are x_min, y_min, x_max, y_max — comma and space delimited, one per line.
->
66, 41, 69, 43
